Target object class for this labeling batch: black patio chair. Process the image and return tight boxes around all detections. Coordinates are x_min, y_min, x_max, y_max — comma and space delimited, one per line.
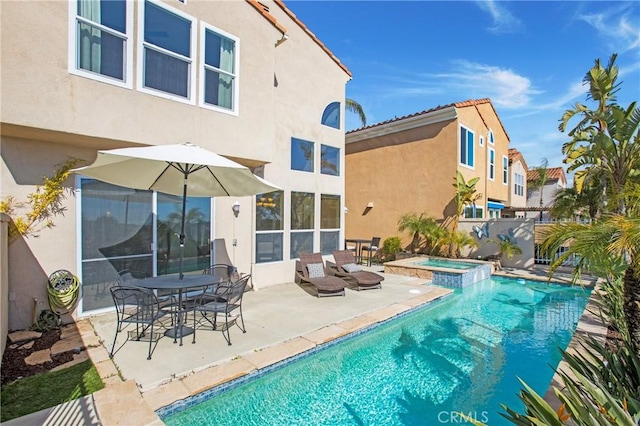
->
109, 285, 168, 360
195, 274, 251, 345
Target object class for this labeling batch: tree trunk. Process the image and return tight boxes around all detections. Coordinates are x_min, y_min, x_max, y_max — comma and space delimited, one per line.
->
623, 265, 640, 353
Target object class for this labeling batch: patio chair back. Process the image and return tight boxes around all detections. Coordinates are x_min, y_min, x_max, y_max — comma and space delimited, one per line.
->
109, 285, 164, 360
196, 274, 251, 345
298, 252, 328, 278
333, 250, 358, 267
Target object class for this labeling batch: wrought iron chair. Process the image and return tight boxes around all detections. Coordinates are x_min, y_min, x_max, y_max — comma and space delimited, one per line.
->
109, 285, 168, 360
361, 237, 381, 267
195, 274, 251, 345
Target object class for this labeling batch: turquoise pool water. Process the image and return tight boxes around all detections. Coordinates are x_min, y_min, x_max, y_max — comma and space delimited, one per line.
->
161, 276, 590, 425
414, 257, 480, 270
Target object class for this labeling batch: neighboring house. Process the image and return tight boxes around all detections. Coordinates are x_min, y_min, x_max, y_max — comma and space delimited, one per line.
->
525, 167, 567, 221
344, 98, 510, 247
503, 148, 529, 218
1, 0, 351, 329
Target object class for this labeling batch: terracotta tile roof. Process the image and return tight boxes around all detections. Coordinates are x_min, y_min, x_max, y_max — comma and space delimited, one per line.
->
527, 167, 565, 182
264, 0, 352, 77
246, 0, 288, 34
346, 98, 509, 142
508, 148, 528, 170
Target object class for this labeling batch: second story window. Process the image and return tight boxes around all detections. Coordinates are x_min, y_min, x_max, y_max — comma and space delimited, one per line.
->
488, 148, 495, 180
202, 25, 238, 112
459, 125, 475, 168
321, 145, 340, 176
502, 156, 508, 184
321, 102, 341, 129
72, 0, 130, 85
291, 138, 314, 173
140, 0, 194, 100
514, 173, 524, 196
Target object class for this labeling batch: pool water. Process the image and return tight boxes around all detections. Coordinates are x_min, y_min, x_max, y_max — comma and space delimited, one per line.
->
162, 276, 590, 425
414, 257, 480, 270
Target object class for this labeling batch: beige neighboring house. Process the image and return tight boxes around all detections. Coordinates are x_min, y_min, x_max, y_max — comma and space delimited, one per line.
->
1, 0, 351, 330
503, 148, 529, 218
344, 98, 510, 248
526, 167, 568, 221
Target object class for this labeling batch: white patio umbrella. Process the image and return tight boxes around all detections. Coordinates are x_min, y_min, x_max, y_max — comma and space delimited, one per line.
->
73, 142, 280, 278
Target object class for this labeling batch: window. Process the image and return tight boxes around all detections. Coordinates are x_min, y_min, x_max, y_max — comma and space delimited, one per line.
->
201, 24, 238, 112
479, 135, 484, 147
514, 173, 524, 196
290, 192, 314, 259
321, 102, 341, 129
488, 130, 495, 145
71, 0, 131, 85
321, 145, 340, 176
464, 206, 484, 218
488, 148, 495, 180
140, 0, 195, 100
157, 193, 210, 275
502, 156, 508, 184
459, 125, 474, 168
320, 194, 340, 255
291, 138, 314, 172
256, 191, 284, 263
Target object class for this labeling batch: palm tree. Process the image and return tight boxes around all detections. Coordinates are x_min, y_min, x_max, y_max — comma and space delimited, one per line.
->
397, 212, 437, 253
559, 54, 640, 216
450, 171, 481, 256
346, 98, 367, 128
541, 212, 640, 352
528, 158, 549, 221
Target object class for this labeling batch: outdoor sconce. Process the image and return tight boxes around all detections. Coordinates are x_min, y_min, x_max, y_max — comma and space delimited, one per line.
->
344, 206, 349, 214
232, 201, 241, 217
363, 202, 374, 216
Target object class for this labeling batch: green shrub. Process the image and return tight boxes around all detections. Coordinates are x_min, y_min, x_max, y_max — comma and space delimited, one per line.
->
381, 236, 402, 262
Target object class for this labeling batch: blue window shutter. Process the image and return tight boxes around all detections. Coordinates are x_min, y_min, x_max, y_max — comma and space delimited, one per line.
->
467, 131, 474, 166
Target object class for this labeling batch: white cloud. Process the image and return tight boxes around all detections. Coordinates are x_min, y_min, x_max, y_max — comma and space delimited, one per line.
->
436, 60, 541, 108
474, 0, 523, 34
578, 6, 640, 52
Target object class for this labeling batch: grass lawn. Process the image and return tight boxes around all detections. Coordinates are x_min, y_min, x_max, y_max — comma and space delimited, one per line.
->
0, 360, 104, 422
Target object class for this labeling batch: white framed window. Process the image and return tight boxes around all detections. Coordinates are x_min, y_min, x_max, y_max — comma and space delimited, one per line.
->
137, 0, 196, 103
479, 135, 484, 148
459, 125, 475, 169
514, 173, 524, 196
69, 0, 134, 88
502, 155, 508, 185
488, 129, 495, 145
200, 22, 239, 114
256, 191, 284, 263
290, 192, 315, 259
320, 194, 341, 255
488, 148, 495, 180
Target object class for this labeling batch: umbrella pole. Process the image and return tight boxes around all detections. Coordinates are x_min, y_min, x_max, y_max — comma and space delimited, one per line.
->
179, 174, 188, 280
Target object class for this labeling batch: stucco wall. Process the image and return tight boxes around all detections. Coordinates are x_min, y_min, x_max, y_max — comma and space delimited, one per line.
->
1, 0, 350, 324
1, 213, 9, 356
345, 119, 459, 248
459, 218, 535, 269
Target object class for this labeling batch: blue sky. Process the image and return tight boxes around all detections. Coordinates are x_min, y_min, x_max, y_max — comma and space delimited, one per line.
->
286, 1, 640, 177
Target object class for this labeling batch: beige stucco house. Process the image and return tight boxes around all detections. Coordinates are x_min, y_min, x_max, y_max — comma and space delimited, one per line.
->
503, 148, 529, 218
1, 0, 351, 330
344, 98, 511, 249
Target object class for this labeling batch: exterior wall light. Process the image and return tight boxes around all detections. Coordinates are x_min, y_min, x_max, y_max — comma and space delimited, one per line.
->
232, 201, 241, 217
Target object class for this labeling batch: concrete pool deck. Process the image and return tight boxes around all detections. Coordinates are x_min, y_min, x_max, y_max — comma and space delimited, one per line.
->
6, 265, 603, 425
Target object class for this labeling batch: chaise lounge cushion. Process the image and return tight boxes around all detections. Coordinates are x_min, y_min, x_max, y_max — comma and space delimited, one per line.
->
307, 263, 325, 278
342, 263, 362, 273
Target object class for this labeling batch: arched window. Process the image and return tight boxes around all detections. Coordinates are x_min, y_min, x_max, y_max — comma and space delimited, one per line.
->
321, 101, 341, 129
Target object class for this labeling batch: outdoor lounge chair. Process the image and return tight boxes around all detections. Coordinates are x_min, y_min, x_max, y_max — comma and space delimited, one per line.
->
296, 253, 348, 298
330, 250, 384, 291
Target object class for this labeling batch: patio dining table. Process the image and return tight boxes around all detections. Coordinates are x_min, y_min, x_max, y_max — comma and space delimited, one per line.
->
345, 238, 371, 264
134, 274, 221, 346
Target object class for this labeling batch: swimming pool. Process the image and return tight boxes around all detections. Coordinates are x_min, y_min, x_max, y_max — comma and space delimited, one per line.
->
161, 276, 590, 425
